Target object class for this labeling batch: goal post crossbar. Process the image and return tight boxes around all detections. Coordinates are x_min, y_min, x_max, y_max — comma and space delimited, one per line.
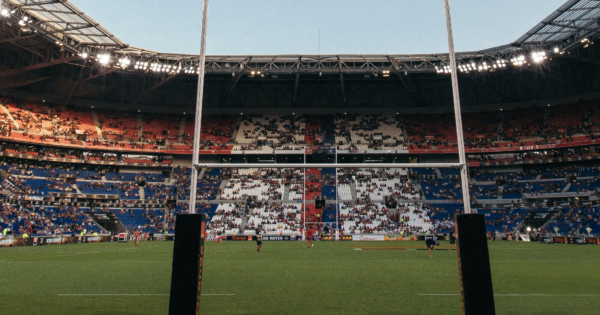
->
193, 163, 465, 169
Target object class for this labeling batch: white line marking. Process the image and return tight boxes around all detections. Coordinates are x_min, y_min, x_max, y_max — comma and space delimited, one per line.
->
1, 260, 597, 264
419, 294, 597, 297
353, 248, 362, 250
58, 294, 235, 296
494, 294, 597, 297
492, 261, 599, 263
0, 261, 169, 263
58, 294, 168, 296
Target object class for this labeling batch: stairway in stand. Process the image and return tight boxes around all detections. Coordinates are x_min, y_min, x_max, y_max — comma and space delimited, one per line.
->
91, 110, 104, 140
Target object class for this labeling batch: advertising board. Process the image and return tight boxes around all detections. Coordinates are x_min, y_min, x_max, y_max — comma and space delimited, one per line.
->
352, 235, 385, 241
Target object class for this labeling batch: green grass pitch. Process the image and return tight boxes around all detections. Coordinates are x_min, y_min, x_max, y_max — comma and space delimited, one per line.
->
0, 240, 598, 315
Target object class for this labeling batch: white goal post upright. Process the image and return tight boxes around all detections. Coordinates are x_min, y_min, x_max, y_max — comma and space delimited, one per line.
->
335, 150, 339, 240
303, 148, 306, 241
189, 0, 210, 214
444, 0, 472, 214
187, 0, 473, 215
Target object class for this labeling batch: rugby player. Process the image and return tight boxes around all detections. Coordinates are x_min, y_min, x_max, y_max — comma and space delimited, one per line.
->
134, 230, 140, 247
449, 230, 456, 250
306, 228, 314, 248
425, 236, 439, 258
256, 229, 262, 253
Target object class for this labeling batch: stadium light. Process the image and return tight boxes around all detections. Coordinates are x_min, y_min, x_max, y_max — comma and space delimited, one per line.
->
82, 52, 88, 59
511, 55, 526, 66
1, 6, 9, 17
531, 51, 547, 63
17, 15, 32, 26
98, 54, 110, 65
526, 226, 531, 232
118, 57, 131, 69
382, 70, 390, 77
581, 38, 593, 48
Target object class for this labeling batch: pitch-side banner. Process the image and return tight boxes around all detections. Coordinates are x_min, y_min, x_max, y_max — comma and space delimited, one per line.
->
0, 235, 113, 247
260, 236, 291, 241
352, 235, 385, 241
383, 235, 431, 241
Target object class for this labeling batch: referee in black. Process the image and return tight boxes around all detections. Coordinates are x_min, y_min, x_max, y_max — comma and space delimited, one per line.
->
425, 235, 439, 258
256, 228, 262, 253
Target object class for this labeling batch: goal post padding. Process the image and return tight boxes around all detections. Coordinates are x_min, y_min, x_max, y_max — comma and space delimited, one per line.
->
168, 214, 206, 315
454, 213, 496, 315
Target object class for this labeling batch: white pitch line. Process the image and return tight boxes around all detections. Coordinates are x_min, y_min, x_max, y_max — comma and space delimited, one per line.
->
58, 294, 169, 296
0, 261, 169, 263
494, 294, 597, 297
58, 294, 235, 296
492, 261, 599, 263
419, 294, 597, 297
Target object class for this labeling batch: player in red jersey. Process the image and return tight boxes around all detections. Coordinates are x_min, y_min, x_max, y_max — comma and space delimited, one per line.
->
305, 228, 314, 248
134, 230, 141, 246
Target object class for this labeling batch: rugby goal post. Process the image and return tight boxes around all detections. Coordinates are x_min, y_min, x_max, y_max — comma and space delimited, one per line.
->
173, 0, 495, 314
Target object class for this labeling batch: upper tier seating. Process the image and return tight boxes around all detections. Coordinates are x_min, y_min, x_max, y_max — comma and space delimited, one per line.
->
1, 96, 600, 153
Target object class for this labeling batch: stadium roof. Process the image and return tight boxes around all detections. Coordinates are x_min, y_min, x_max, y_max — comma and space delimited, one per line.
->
108, 0, 600, 75
1, 0, 600, 87
514, 0, 600, 50
3, 0, 127, 50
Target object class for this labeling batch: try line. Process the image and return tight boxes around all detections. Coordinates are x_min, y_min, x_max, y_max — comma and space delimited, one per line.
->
419, 294, 597, 297
58, 294, 235, 296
